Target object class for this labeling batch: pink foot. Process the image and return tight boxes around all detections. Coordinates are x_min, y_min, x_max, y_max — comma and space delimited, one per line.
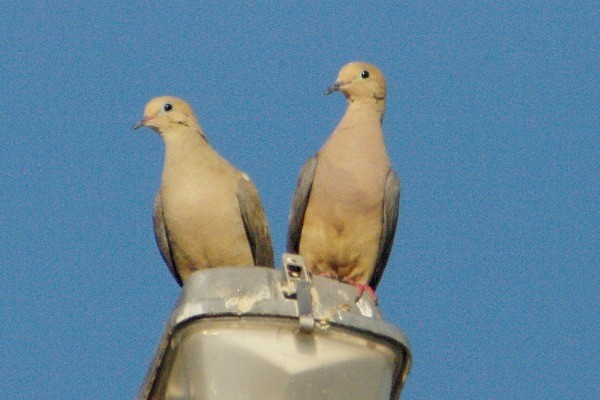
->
343, 278, 378, 303
355, 283, 378, 303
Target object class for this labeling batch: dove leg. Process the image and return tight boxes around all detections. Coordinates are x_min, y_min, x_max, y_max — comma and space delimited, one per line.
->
342, 277, 378, 303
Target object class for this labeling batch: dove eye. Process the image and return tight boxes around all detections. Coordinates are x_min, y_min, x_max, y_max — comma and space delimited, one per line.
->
164, 103, 173, 112
361, 70, 370, 79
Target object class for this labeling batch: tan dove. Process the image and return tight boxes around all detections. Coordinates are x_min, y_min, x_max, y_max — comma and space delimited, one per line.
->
287, 62, 400, 299
133, 96, 274, 285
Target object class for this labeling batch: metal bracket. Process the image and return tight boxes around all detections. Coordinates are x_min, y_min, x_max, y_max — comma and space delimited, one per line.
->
282, 253, 314, 333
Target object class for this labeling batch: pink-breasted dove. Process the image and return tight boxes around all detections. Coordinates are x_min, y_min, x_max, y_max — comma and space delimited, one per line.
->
287, 62, 400, 298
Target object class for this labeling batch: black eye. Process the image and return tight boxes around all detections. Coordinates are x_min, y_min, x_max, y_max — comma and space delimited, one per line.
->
361, 70, 370, 79
164, 103, 173, 112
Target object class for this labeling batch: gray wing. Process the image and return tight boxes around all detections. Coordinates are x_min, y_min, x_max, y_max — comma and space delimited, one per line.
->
153, 193, 183, 286
237, 176, 275, 268
369, 169, 401, 290
286, 156, 317, 253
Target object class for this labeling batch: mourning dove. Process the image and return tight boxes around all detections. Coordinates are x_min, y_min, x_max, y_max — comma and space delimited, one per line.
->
133, 96, 274, 285
287, 62, 400, 299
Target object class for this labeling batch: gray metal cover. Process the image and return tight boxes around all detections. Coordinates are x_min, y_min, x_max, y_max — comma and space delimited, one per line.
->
137, 265, 411, 399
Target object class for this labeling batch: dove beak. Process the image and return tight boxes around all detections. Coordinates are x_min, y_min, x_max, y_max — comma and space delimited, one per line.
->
324, 82, 342, 95
324, 79, 352, 95
132, 117, 151, 130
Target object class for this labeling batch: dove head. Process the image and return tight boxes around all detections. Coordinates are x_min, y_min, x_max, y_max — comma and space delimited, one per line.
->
325, 62, 386, 103
133, 96, 200, 134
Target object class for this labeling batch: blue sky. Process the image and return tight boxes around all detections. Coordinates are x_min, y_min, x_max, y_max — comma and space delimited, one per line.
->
1, 3, 598, 399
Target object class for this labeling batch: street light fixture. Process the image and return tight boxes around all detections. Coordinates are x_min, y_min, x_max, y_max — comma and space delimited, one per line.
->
137, 254, 411, 399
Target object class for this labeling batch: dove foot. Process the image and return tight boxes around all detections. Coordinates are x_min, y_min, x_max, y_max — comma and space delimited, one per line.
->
342, 278, 378, 304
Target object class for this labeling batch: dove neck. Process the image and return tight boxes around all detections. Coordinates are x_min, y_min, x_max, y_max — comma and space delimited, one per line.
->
345, 98, 386, 121
162, 126, 213, 163
341, 100, 386, 128
324, 101, 388, 161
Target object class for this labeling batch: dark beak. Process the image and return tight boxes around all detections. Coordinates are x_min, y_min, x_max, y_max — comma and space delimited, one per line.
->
324, 82, 342, 96
132, 118, 147, 130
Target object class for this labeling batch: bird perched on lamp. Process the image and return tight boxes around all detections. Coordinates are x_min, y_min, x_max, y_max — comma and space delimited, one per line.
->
134, 96, 274, 286
287, 62, 400, 301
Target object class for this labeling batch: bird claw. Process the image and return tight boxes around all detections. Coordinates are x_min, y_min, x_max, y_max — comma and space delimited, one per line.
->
354, 283, 378, 304
312, 272, 378, 304
342, 278, 378, 304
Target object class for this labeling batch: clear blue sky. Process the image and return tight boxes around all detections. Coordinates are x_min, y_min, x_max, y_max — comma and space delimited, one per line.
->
1, 3, 598, 399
